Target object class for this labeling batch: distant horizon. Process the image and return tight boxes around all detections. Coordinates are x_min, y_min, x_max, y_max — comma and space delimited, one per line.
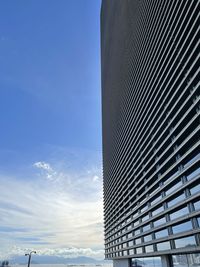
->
3, 254, 112, 265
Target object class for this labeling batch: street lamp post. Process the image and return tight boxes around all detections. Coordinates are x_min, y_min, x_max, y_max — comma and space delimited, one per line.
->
25, 251, 36, 267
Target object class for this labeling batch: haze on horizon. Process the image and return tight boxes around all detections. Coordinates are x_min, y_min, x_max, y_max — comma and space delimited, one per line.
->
0, 0, 103, 260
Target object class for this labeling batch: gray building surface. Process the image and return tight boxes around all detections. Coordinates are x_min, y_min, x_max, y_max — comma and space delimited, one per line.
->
101, 1, 200, 267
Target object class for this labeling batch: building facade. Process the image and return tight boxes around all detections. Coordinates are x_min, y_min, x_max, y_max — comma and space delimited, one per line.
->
101, 1, 200, 267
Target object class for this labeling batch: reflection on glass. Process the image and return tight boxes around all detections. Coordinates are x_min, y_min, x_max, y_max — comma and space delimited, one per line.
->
128, 240, 134, 247
131, 257, 162, 267
141, 214, 149, 222
185, 153, 200, 168
141, 205, 148, 213
136, 247, 143, 254
127, 224, 132, 230
151, 194, 162, 205
190, 184, 200, 195
172, 254, 188, 267
134, 220, 139, 226
172, 221, 192, 234
152, 205, 164, 216
143, 224, 151, 232
128, 232, 132, 238
165, 180, 182, 195
134, 228, 141, 235
135, 238, 141, 245
174, 235, 196, 248
129, 249, 134, 255
197, 217, 200, 227
188, 253, 200, 267
187, 167, 200, 180
194, 200, 200, 211
123, 250, 128, 256
170, 206, 188, 220
153, 217, 166, 227
145, 245, 154, 253
168, 193, 185, 208
155, 228, 168, 239
172, 254, 200, 267
144, 234, 152, 242
132, 258, 144, 267
156, 241, 171, 250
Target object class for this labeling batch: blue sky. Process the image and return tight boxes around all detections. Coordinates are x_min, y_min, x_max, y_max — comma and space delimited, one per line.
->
0, 0, 103, 260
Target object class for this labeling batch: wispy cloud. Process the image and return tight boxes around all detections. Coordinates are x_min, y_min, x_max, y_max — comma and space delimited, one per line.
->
33, 161, 59, 181
0, 160, 104, 259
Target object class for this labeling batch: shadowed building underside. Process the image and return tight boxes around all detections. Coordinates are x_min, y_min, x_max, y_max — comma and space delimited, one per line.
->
101, 0, 200, 266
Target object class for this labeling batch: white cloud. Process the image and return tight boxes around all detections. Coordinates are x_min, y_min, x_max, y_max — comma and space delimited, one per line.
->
0, 162, 104, 259
33, 161, 59, 181
92, 175, 100, 182
34, 161, 53, 171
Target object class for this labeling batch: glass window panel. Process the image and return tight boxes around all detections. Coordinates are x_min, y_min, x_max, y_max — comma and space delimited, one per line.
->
122, 243, 126, 248
136, 247, 143, 254
165, 180, 182, 195
190, 184, 200, 195
153, 217, 166, 227
127, 224, 132, 230
155, 229, 168, 239
135, 238, 141, 245
127, 217, 131, 223
152, 205, 164, 217
144, 234, 152, 242
172, 254, 188, 267
197, 217, 200, 227
187, 167, 200, 180
163, 170, 179, 185
153, 257, 162, 267
194, 200, 200, 211
141, 214, 149, 222
134, 220, 139, 226
123, 250, 128, 256
187, 253, 200, 267
122, 235, 126, 241
129, 249, 134, 255
185, 153, 200, 168
143, 257, 154, 267
128, 232, 132, 238
128, 240, 134, 247
156, 241, 171, 251
133, 212, 138, 218
151, 194, 162, 205
172, 221, 192, 234
132, 258, 144, 267
168, 193, 185, 208
149, 185, 159, 196
134, 228, 140, 235
145, 245, 154, 253
132, 257, 162, 267
170, 206, 189, 220
143, 224, 151, 232
143, 257, 161, 267
174, 235, 196, 248
141, 205, 148, 213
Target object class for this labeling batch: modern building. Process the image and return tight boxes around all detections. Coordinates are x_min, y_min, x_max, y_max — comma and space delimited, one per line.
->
101, 1, 200, 267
